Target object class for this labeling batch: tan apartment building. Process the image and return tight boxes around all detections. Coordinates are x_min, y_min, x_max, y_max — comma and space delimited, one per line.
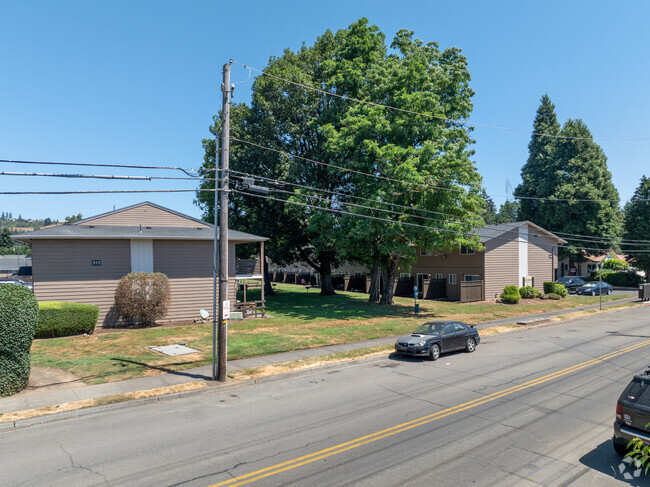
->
14, 202, 267, 326
405, 221, 566, 301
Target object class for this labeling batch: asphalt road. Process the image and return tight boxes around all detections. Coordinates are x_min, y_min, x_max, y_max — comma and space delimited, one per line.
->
3, 305, 650, 486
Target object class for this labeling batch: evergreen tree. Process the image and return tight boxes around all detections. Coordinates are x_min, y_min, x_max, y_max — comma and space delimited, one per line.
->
516, 94, 560, 224
545, 119, 621, 259
0, 227, 12, 248
481, 190, 498, 224
623, 176, 650, 277
496, 200, 520, 223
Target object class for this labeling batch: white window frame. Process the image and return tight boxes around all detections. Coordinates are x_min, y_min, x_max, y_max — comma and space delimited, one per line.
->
460, 246, 475, 255
420, 248, 433, 256
464, 274, 481, 281
448, 273, 457, 285
399, 273, 412, 279
435, 273, 443, 280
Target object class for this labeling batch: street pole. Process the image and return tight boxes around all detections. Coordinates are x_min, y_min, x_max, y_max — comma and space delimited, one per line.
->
212, 123, 219, 380
599, 264, 603, 311
217, 62, 231, 382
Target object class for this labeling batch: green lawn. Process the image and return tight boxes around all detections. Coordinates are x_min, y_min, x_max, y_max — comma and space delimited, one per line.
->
30, 283, 634, 384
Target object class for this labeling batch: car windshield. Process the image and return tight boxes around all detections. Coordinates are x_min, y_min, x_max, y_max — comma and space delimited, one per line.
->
413, 323, 446, 336
583, 283, 597, 288
556, 277, 572, 283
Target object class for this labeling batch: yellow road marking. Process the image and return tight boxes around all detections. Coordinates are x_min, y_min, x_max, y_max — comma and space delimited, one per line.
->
209, 338, 650, 486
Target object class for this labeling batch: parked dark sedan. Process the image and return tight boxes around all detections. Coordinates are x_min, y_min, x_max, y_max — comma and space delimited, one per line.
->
575, 281, 613, 296
394, 321, 480, 361
555, 276, 586, 293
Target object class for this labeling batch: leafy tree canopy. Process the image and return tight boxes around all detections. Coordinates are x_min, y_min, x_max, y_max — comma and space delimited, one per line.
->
623, 175, 650, 277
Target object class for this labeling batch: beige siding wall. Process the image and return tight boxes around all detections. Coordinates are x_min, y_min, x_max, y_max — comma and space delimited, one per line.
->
528, 235, 557, 291
33, 239, 239, 326
83, 204, 210, 228
484, 229, 520, 299
404, 248, 484, 300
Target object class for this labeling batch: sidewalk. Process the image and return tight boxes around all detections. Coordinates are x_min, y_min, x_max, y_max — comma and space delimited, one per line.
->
0, 296, 640, 419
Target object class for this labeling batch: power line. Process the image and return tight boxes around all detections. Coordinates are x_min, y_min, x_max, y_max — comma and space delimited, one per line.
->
0, 189, 210, 195
231, 60, 650, 142
231, 187, 650, 253
0, 171, 211, 181
230, 171, 650, 247
230, 136, 468, 194
0, 158, 202, 176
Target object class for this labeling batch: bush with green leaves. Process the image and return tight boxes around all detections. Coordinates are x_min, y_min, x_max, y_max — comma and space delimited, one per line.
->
36, 302, 100, 338
519, 286, 541, 299
114, 272, 171, 326
543, 281, 556, 294
547, 293, 561, 300
602, 258, 629, 271
555, 284, 568, 298
592, 269, 644, 287
0, 284, 38, 396
500, 285, 521, 304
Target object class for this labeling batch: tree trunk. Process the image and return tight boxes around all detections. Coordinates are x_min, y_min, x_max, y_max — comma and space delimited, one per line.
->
263, 256, 275, 296
319, 259, 336, 296
379, 257, 400, 305
368, 266, 380, 303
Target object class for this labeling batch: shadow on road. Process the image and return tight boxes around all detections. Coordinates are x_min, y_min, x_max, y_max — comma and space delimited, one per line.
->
387, 350, 465, 363
110, 358, 211, 380
580, 440, 650, 486
606, 331, 650, 338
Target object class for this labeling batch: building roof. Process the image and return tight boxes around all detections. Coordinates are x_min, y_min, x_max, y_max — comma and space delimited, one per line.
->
13, 225, 266, 242
11, 202, 267, 243
475, 221, 567, 245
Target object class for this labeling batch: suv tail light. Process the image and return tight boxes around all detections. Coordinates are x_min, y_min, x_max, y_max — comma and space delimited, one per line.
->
616, 402, 623, 420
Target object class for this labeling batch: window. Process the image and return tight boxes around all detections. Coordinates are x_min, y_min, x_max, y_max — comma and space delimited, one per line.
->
420, 248, 433, 256
460, 246, 475, 255
399, 273, 412, 279
464, 275, 481, 281
435, 273, 443, 280
587, 263, 598, 273
448, 274, 457, 285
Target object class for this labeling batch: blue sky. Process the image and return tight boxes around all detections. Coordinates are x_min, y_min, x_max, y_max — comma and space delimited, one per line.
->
1, 0, 648, 221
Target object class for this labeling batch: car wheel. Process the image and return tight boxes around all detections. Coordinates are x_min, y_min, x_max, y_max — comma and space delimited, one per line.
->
428, 344, 440, 361
591, 290, 596, 296
466, 337, 476, 353
607, 289, 612, 295
613, 437, 628, 456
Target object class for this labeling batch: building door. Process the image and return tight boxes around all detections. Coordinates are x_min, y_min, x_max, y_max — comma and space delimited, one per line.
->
417, 273, 427, 298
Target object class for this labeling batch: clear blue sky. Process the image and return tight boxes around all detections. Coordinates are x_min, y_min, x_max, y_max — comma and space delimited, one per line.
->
1, 0, 648, 222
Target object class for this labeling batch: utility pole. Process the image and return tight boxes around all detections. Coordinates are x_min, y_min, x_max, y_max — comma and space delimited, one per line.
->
217, 62, 231, 382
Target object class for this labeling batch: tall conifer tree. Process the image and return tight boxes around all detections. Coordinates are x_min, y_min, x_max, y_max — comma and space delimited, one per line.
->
623, 176, 650, 277
516, 94, 560, 223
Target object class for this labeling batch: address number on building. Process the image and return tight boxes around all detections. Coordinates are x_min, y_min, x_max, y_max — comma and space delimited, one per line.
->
92, 260, 102, 266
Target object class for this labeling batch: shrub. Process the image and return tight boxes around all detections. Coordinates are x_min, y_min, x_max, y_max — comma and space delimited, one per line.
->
602, 258, 629, 271
0, 284, 38, 396
605, 271, 645, 287
519, 286, 541, 299
547, 293, 561, 300
36, 302, 100, 338
543, 281, 556, 294
503, 285, 519, 295
555, 284, 568, 298
591, 269, 613, 281
500, 292, 520, 304
114, 272, 171, 326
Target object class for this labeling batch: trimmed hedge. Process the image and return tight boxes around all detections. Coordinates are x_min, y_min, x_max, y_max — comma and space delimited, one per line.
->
0, 284, 38, 397
501, 285, 521, 304
36, 302, 100, 338
543, 281, 556, 294
519, 286, 541, 299
547, 293, 561, 300
555, 284, 568, 298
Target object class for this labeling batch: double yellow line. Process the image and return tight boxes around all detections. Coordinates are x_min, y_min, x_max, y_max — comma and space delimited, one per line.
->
210, 338, 650, 487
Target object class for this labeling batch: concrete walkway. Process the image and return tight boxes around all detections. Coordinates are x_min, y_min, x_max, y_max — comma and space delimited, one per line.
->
0, 295, 641, 418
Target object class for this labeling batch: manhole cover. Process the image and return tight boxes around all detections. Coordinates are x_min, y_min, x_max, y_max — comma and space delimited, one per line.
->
148, 344, 199, 356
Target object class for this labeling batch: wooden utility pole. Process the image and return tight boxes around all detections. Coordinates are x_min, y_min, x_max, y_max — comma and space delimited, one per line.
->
217, 62, 231, 381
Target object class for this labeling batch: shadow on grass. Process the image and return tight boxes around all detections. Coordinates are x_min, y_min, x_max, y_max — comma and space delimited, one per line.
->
579, 439, 650, 485
110, 358, 211, 380
264, 288, 431, 322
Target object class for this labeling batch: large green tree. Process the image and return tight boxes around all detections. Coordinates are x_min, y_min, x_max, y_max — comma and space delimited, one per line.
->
623, 175, 650, 277
516, 94, 560, 223
197, 19, 484, 302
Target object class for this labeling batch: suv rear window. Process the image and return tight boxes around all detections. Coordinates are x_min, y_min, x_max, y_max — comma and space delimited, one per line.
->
623, 378, 650, 406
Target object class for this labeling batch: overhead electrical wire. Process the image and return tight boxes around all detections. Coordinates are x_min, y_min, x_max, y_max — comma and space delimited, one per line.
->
0, 158, 202, 176
230, 59, 650, 142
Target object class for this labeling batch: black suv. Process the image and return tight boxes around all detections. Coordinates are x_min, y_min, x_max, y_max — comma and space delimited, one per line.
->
555, 276, 585, 294
613, 367, 650, 455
